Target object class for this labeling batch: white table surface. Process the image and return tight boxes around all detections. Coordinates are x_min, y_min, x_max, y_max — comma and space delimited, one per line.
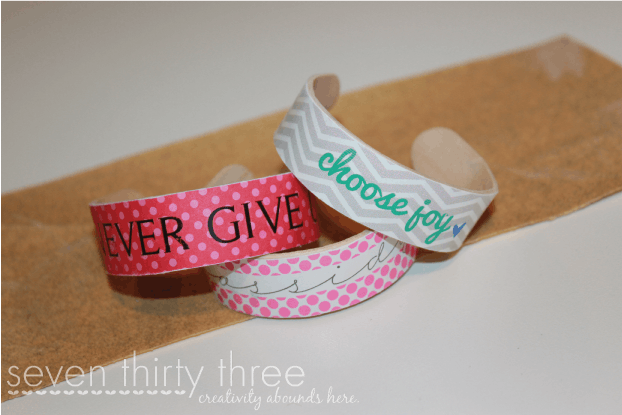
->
2, 3, 621, 414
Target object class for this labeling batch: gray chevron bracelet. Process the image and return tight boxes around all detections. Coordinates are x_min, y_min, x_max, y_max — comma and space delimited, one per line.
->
274, 74, 498, 252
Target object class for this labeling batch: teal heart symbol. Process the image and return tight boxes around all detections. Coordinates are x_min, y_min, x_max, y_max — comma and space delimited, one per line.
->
453, 223, 466, 237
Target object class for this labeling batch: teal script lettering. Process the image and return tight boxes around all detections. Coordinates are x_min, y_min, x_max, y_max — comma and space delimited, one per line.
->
318, 149, 454, 244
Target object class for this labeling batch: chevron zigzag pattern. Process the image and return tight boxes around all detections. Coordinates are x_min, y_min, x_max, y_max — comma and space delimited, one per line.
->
274, 82, 497, 252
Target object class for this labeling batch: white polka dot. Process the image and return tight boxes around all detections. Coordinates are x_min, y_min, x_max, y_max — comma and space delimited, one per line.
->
270, 239, 277, 247
199, 189, 207, 196
262, 197, 270, 205
287, 235, 293, 243
240, 181, 248, 188
119, 212, 125, 220
270, 185, 277, 193
149, 207, 157, 215
286, 182, 292, 190
198, 242, 206, 251
177, 192, 186, 199
151, 261, 158, 269
259, 178, 267, 184
189, 255, 198, 264
277, 175, 283, 181
216, 217, 224, 226
231, 247, 240, 255
138, 200, 146, 206
194, 221, 203, 230
232, 192, 240, 200
107, 213, 112, 221
212, 196, 220, 204
123, 202, 130, 208
255, 209, 262, 218
169, 203, 177, 212
203, 208, 211, 217
252, 243, 259, 251
186, 234, 194, 242
157, 196, 165, 203
110, 204, 116, 210
259, 230, 267, 239
136, 263, 142, 271
154, 228, 161, 237
190, 200, 199, 208
220, 185, 228, 191
211, 251, 219, 260
177, 246, 185, 255
169, 258, 177, 267
182, 212, 190, 221
252, 188, 259, 197
133, 210, 139, 218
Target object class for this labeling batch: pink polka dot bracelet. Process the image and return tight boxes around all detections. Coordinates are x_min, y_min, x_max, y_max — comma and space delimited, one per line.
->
207, 230, 417, 318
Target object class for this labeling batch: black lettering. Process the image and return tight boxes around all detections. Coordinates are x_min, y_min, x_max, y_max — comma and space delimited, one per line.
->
242, 202, 254, 238
136, 219, 159, 256
160, 217, 189, 253
208, 206, 240, 243
285, 193, 303, 230
257, 197, 282, 233
103, 223, 118, 257
114, 222, 134, 257
97, 223, 109, 256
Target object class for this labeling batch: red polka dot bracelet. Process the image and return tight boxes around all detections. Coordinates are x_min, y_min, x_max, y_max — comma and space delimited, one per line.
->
89, 169, 320, 276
